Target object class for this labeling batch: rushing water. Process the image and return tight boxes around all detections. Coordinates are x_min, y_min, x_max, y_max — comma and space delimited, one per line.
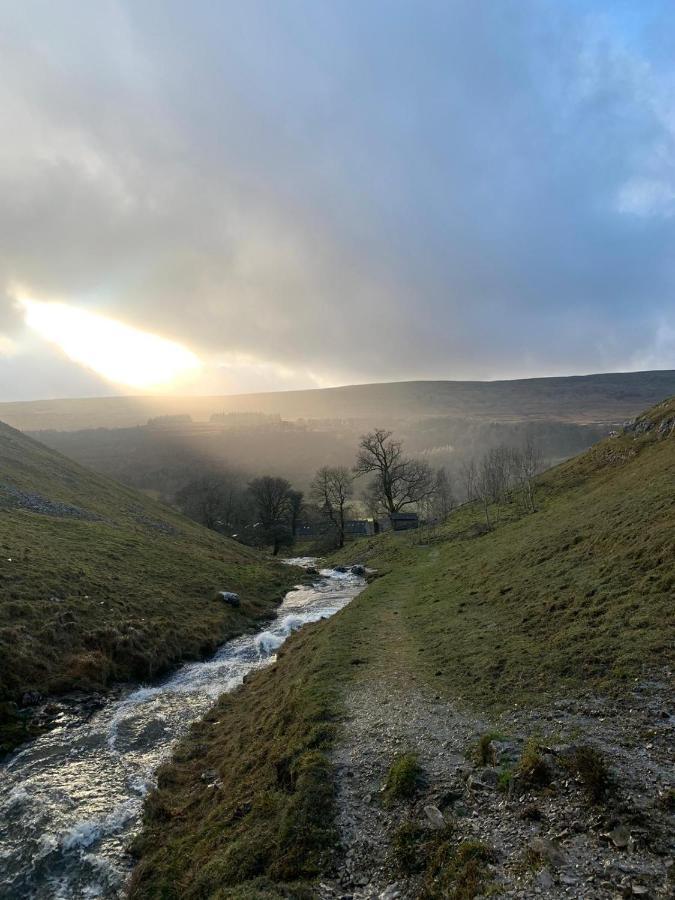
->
0, 561, 364, 899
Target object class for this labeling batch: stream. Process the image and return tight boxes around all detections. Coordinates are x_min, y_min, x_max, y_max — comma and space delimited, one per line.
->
0, 560, 365, 899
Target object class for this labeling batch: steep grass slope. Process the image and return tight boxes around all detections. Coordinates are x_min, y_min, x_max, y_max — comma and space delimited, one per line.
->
0, 421, 297, 752
129, 398, 674, 899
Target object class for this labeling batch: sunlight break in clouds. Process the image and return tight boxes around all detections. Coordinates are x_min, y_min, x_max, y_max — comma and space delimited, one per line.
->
19, 298, 202, 390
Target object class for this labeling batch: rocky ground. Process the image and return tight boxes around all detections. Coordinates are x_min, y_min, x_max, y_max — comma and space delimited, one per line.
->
0, 483, 100, 519
317, 674, 673, 899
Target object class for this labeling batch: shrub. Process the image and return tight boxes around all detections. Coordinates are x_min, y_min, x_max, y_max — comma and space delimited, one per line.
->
514, 844, 545, 877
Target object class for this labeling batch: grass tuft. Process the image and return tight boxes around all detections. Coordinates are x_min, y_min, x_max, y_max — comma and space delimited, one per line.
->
516, 739, 551, 788
562, 744, 612, 803
383, 752, 424, 803
473, 732, 499, 766
392, 821, 427, 873
422, 838, 494, 900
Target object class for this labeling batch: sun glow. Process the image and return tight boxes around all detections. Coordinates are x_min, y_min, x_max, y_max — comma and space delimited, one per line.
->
20, 298, 202, 389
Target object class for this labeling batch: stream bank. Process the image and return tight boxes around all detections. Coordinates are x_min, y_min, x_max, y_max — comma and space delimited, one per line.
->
0, 561, 365, 899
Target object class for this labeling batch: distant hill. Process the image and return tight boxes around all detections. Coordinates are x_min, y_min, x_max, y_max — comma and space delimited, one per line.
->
2, 370, 675, 431
0, 421, 295, 753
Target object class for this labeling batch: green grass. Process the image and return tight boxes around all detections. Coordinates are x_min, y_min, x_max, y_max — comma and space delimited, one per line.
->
129, 398, 675, 898
392, 821, 427, 873
383, 752, 424, 803
331, 397, 675, 707
0, 421, 298, 752
128, 618, 356, 898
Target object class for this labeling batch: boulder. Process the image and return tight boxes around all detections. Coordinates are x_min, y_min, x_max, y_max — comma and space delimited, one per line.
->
467, 768, 500, 791
305, 566, 319, 576
218, 591, 241, 607
351, 565, 366, 576
423, 805, 445, 829
609, 824, 631, 849
535, 870, 554, 890
21, 691, 42, 707
490, 739, 520, 766
529, 836, 567, 869
380, 885, 402, 900
333, 565, 348, 573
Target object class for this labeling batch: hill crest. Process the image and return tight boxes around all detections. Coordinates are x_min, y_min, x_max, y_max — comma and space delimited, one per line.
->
2, 369, 675, 431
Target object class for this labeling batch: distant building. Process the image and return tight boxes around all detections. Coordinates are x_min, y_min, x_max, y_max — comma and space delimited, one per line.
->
146, 414, 193, 427
209, 411, 282, 428
389, 512, 419, 531
344, 519, 376, 537
295, 522, 323, 539
294, 519, 376, 540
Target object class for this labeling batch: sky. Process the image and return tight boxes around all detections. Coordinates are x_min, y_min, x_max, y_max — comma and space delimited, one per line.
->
1, 0, 674, 401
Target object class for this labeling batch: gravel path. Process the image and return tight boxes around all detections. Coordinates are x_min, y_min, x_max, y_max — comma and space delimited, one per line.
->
318, 674, 673, 899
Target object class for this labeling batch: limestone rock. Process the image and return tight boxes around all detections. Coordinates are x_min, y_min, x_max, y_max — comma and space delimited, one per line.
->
423, 804, 445, 829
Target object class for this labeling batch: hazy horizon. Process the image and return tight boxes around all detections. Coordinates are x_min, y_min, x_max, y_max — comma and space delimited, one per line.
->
3, 365, 675, 408
2, 1, 675, 402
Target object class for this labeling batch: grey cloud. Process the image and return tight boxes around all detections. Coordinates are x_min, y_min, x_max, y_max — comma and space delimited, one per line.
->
1, 0, 674, 399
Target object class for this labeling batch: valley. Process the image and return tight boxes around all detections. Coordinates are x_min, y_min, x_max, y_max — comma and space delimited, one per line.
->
3, 6, 675, 898
0, 395, 673, 898
126, 398, 675, 899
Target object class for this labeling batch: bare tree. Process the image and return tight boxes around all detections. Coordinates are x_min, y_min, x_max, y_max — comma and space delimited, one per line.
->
287, 489, 304, 538
176, 472, 249, 532
432, 467, 455, 522
354, 429, 435, 516
248, 476, 292, 555
460, 458, 478, 502
476, 446, 511, 530
310, 466, 353, 548
511, 438, 543, 511
472, 440, 544, 528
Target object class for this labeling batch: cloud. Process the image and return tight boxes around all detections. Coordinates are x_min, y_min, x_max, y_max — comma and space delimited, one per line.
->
617, 179, 675, 218
19, 296, 202, 389
0, 335, 16, 358
0, 0, 674, 400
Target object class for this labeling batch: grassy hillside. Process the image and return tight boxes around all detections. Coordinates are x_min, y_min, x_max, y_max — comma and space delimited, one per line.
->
129, 398, 674, 899
0, 421, 297, 753
1, 369, 675, 430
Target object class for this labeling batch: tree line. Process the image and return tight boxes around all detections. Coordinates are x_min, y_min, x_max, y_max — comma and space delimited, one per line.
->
176, 428, 544, 552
